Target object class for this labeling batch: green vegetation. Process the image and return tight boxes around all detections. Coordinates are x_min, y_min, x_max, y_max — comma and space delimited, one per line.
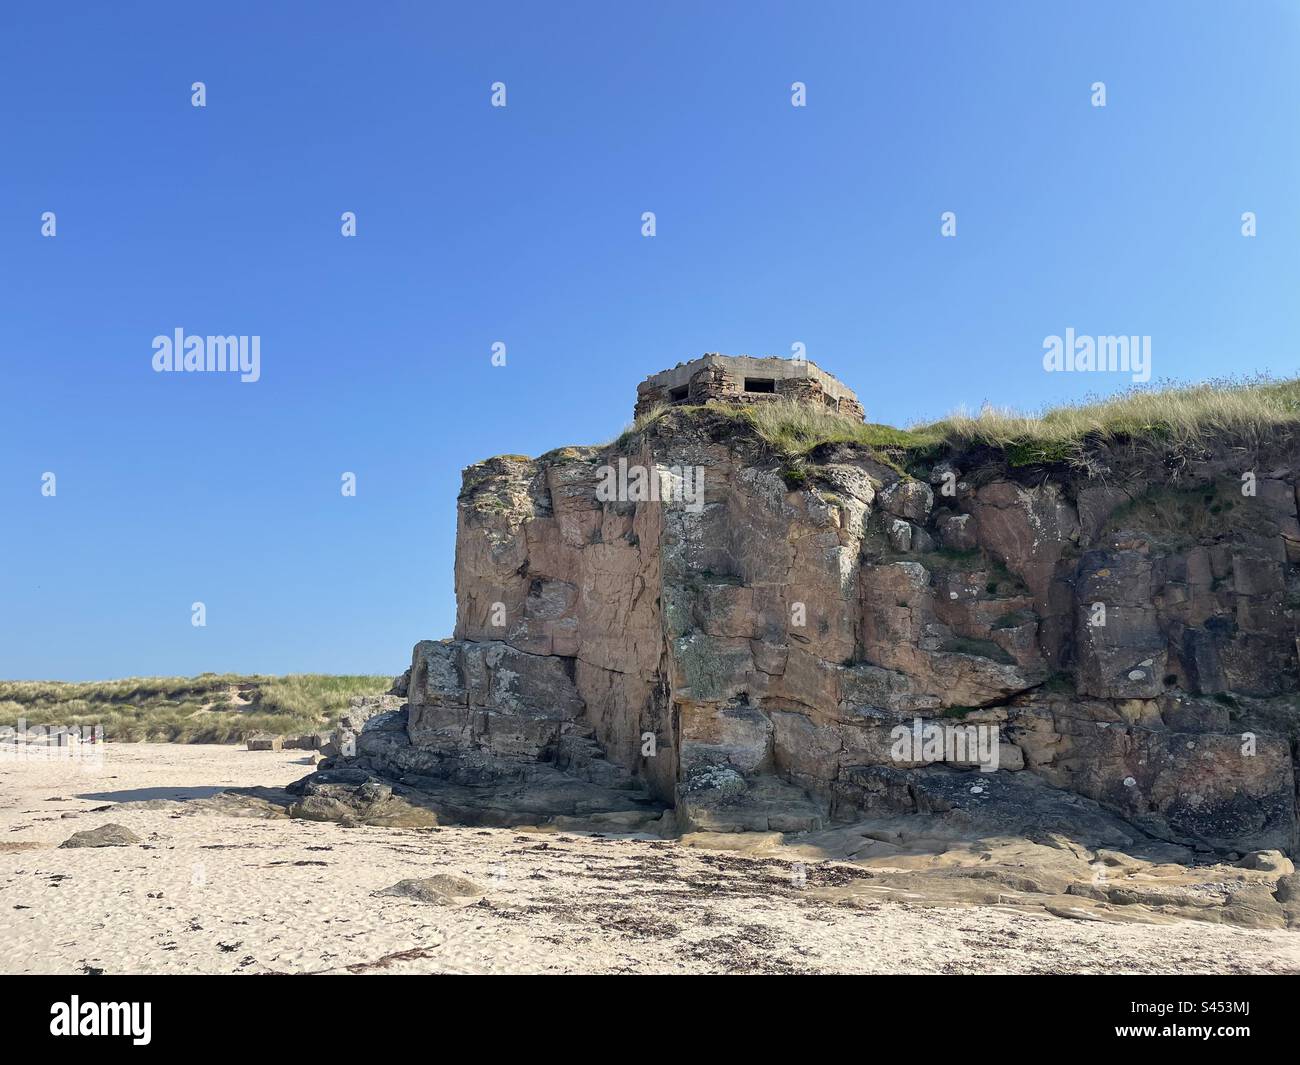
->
992, 608, 1037, 630
610, 376, 1300, 470
922, 548, 983, 571
611, 402, 669, 450
1040, 671, 1075, 694
0, 673, 391, 744
984, 558, 1030, 597
738, 401, 942, 457
931, 375, 1300, 465
1100, 480, 1268, 550
610, 400, 941, 459
942, 705, 980, 719
1004, 438, 1076, 467
942, 636, 1015, 665
780, 464, 808, 488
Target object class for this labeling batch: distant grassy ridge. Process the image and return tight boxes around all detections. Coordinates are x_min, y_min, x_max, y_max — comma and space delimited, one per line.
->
0, 673, 391, 743
616, 375, 1300, 468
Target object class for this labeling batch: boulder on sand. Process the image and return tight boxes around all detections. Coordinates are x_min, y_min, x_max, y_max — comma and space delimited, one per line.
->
374, 874, 485, 905
59, 823, 141, 848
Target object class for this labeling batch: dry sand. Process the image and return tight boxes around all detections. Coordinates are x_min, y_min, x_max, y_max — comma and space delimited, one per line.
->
1, 742, 1298, 975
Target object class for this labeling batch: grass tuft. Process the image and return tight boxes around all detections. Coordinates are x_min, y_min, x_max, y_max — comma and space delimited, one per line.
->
929, 375, 1300, 460
610, 403, 670, 450
0, 674, 391, 744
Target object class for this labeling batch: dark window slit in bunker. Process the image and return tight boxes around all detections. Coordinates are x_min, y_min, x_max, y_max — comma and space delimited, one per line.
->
669, 385, 689, 402
743, 378, 776, 394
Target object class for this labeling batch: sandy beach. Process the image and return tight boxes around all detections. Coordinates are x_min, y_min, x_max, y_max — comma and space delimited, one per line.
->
1, 742, 1297, 975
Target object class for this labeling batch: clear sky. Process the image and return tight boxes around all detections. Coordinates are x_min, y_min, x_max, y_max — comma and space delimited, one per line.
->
2, 1, 1297, 680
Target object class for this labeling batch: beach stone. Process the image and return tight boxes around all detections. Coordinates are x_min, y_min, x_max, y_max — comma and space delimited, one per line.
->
282, 732, 330, 750
1240, 850, 1294, 875
375, 875, 484, 905
59, 823, 141, 848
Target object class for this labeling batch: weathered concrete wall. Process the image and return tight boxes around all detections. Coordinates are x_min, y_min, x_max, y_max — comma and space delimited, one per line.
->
634, 354, 866, 421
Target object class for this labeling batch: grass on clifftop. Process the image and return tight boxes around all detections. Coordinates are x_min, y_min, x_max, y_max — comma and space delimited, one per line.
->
0, 673, 391, 743
932, 375, 1300, 463
619, 376, 1300, 467
615, 400, 941, 455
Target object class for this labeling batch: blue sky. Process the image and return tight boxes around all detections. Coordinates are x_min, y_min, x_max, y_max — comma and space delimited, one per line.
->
2, 0, 1297, 680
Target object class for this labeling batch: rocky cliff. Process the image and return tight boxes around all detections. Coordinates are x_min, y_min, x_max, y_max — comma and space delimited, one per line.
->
326, 401, 1300, 856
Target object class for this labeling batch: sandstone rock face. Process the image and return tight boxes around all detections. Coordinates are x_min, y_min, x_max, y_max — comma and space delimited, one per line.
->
327, 406, 1300, 855
1009, 693, 1294, 852
320, 693, 404, 760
